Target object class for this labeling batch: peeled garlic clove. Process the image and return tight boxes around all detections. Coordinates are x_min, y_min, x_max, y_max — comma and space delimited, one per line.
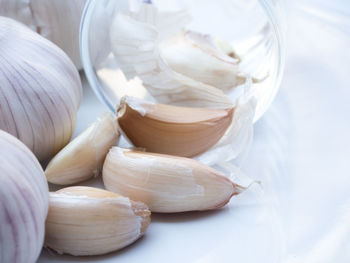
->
45, 112, 120, 185
110, 3, 232, 108
103, 147, 243, 213
0, 17, 82, 162
0, 131, 49, 263
117, 96, 234, 157
160, 30, 246, 92
45, 186, 151, 256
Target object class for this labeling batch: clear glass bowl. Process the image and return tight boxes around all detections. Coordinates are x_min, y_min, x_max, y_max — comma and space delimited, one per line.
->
80, 0, 285, 121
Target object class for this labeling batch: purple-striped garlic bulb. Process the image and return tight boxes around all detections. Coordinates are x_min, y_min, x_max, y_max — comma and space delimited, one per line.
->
0, 0, 87, 69
0, 16, 82, 162
0, 130, 49, 263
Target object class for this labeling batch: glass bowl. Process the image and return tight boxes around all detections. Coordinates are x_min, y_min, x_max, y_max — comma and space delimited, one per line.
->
80, 0, 285, 121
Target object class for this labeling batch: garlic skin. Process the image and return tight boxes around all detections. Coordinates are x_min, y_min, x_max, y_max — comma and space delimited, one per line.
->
110, 3, 232, 108
103, 147, 244, 213
0, 17, 82, 162
0, 131, 49, 263
45, 112, 120, 185
110, 3, 250, 108
195, 94, 256, 166
45, 186, 151, 256
117, 96, 234, 158
0, 0, 86, 68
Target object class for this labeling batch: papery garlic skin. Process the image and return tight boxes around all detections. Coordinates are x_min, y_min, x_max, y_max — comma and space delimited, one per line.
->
196, 94, 257, 166
0, 17, 82, 162
110, 3, 232, 108
103, 147, 243, 213
45, 112, 120, 185
0, 131, 49, 263
45, 187, 151, 256
0, 0, 86, 68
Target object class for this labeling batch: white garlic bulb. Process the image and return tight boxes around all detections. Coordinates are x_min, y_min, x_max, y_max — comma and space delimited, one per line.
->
0, 0, 86, 68
0, 17, 82, 162
0, 131, 49, 263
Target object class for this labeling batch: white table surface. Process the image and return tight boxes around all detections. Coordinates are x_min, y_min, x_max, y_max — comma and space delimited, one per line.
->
39, 1, 350, 262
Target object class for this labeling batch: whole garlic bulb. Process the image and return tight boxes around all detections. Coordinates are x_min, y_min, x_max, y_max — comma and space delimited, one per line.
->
0, 131, 49, 263
0, 0, 86, 68
0, 17, 82, 162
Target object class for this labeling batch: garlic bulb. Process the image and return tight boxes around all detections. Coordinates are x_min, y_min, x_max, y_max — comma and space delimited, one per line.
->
0, 131, 49, 263
0, 0, 86, 68
45, 112, 120, 185
0, 0, 35, 30
103, 147, 244, 213
45, 186, 151, 256
0, 17, 82, 162
110, 2, 248, 107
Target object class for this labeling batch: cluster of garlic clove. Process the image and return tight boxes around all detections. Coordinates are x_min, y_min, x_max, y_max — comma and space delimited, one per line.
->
0, 1, 259, 260
45, 108, 246, 215
0, 17, 82, 162
0, 0, 86, 68
110, 2, 256, 165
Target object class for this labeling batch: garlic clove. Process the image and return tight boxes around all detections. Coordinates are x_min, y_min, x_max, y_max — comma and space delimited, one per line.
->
110, 3, 233, 108
45, 186, 151, 256
45, 112, 120, 185
103, 147, 244, 213
159, 30, 247, 92
117, 96, 234, 158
